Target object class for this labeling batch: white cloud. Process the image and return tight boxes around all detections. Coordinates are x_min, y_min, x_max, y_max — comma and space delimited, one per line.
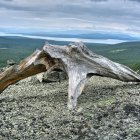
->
0, 0, 140, 36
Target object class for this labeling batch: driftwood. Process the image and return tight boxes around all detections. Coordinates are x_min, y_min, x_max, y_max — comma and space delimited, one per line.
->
0, 42, 140, 110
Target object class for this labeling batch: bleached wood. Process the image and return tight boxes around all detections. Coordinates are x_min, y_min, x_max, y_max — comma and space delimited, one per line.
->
43, 42, 140, 109
0, 49, 59, 93
0, 42, 140, 109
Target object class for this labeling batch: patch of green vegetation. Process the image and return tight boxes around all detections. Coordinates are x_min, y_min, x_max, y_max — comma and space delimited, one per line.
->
129, 127, 140, 137
82, 112, 94, 118
129, 63, 140, 72
82, 97, 115, 118
0, 36, 72, 68
0, 37, 44, 67
87, 41, 140, 71
96, 97, 116, 107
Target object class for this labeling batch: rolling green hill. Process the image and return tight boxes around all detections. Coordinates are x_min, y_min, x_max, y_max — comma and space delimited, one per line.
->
0, 36, 140, 71
87, 42, 140, 70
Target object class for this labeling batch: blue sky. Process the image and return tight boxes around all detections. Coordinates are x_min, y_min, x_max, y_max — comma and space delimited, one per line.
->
0, 0, 140, 38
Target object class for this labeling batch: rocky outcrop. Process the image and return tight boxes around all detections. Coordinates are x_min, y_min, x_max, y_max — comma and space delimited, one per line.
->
7, 59, 16, 66
36, 71, 67, 83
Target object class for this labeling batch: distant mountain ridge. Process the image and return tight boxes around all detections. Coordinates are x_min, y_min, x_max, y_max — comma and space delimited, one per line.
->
24, 32, 140, 41
1, 29, 140, 42
0, 36, 140, 71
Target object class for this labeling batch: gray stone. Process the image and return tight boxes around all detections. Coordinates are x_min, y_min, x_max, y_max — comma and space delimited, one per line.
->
44, 71, 67, 82
7, 59, 16, 66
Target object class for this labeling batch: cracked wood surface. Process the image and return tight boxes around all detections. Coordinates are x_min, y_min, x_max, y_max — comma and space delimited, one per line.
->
0, 42, 140, 110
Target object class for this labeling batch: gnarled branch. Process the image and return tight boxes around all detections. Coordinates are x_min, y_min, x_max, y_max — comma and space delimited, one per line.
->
0, 49, 60, 93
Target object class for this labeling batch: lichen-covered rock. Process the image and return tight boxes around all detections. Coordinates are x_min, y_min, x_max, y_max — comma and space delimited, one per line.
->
0, 76, 140, 140
44, 71, 67, 82
35, 71, 67, 83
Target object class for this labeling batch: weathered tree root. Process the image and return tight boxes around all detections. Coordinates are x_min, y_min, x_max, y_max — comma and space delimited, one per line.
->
0, 42, 140, 110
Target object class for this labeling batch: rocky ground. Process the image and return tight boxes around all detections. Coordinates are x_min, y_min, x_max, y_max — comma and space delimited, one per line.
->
0, 76, 140, 140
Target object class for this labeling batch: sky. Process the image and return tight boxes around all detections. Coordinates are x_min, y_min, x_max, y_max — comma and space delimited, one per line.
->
0, 0, 140, 38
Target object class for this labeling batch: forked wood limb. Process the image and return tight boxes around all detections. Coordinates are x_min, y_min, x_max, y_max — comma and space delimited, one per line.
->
0, 49, 59, 93
0, 42, 140, 110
